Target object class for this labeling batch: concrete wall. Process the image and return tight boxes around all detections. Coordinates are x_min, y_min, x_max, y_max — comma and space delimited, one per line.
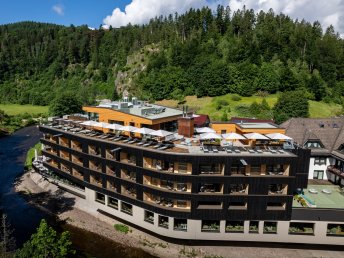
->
84, 188, 344, 245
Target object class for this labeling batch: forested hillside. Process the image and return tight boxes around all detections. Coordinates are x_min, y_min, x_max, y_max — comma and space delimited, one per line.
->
0, 6, 343, 105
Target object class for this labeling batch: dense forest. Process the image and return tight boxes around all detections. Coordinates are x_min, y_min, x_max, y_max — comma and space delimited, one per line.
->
0, 6, 343, 106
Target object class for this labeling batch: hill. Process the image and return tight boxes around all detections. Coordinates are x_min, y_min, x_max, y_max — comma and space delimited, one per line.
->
0, 7, 343, 110
157, 94, 342, 121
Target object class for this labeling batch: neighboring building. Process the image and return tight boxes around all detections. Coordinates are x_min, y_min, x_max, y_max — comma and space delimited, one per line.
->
38, 101, 344, 245
281, 117, 344, 185
193, 114, 210, 128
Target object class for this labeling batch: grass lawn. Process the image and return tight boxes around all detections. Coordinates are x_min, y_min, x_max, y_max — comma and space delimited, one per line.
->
0, 104, 49, 116
157, 94, 341, 121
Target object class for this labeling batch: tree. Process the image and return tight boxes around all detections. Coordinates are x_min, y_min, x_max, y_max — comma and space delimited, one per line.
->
273, 90, 309, 124
16, 219, 75, 258
49, 92, 83, 116
0, 214, 16, 257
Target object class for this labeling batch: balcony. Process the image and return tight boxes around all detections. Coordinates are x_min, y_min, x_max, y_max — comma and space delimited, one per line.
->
122, 186, 137, 198
199, 164, 224, 175
106, 180, 117, 192
71, 140, 82, 152
60, 165, 71, 174
143, 193, 190, 210
90, 176, 102, 187
199, 184, 223, 194
120, 152, 136, 165
59, 137, 69, 148
89, 145, 101, 156
268, 184, 287, 195
106, 166, 116, 176
121, 169, 136, 181
89, 161, 102, 173
229, 184, 248, 195
72, 168, 84, 180
71, 155, 83, 166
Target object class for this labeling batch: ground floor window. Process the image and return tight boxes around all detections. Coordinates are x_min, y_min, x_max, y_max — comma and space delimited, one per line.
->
289, 222, 314, 235
121, 202, 133, 215
174, 219, 187, 231
313, 170, 324, 179
158, 215, 169, 229
263, 221, 277, 234
144, 210, 154, 224
95, 192, 105, 204
249, 221, 259, 233
107, 197, 118, 209
327, 224, 344, 236
225, 221, 244, 233
201, 220, 220, 232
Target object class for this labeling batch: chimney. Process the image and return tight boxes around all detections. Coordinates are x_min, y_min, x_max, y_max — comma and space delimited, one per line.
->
178, 116, 194, 138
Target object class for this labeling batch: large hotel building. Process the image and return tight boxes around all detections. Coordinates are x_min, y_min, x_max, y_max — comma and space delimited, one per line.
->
39, 98, 344, 245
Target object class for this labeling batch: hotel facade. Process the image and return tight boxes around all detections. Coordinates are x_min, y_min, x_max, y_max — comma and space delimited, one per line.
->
39, 99, 344, 245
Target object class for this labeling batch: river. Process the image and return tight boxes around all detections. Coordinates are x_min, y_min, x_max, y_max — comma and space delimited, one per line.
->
0, 126, 155, 258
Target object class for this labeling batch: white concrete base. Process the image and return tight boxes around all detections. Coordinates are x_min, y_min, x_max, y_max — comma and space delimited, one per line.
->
83, 188, 344, 245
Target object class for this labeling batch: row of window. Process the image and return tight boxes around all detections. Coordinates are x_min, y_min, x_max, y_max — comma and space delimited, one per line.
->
93, 193, 344, 237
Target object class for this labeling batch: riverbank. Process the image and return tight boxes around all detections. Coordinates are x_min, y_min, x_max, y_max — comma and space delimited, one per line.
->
15, 170, 344, 258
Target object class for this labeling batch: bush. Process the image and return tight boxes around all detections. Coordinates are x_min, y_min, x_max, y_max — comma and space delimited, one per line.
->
231, 94, 242, 101
114, 224, 130, 234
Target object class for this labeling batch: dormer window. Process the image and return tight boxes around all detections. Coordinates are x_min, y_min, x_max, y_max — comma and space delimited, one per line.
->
304, 140, 324, 149
338, 144, 344, 153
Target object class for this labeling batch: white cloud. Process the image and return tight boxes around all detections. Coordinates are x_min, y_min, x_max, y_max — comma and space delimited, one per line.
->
228, 0, 344, 35
103, 0, 344, 35
52, 4, 64, 16
103, 0, 228, 28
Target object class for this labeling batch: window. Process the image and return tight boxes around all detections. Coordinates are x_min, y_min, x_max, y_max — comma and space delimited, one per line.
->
177, 183, 187, 192
249, 221, 259, 233
304, 140, 324, 149
268, 184, 287, 194
327, 224, 344, 236
289, 222, 314, 235
200, 163, 223, 174
314, 157, 326, 165
221, 130, 226, 134
107, 197, 118, 209
197, 201, 222, 209
174, 219, 187, 231
201, 220, 220, 232
263, 222, 277, 234
161, 180, 173, 190
230, 164, 245, 175
121, 202, 133, 215
95, 192, 105, 204
229, 184, 248, 194
250, 165, 261, 174
144, 210, 154, 224
313, 170, 324, 180
158, 215, 169, 229
266, 164, 284, 175
225, 221, 244, 233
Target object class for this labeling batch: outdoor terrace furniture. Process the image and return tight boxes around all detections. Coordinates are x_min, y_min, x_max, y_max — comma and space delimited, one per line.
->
234, 148, 241, 153
143, 141, 153, 147
226, 147, 232, 153
248, 148, 256, 153
255, 147, 263, 153
213, 147, 219, 153
203, 146, 209, 153
128, 138, 139, 144
268, 147, 277, 153
322, 189, 331, 194
309, 189, 318, 194
137, 140, 146, 146
122, 137, 132, 143
153, 143, 164, 149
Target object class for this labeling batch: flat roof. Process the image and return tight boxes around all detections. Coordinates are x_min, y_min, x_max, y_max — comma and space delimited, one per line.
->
293, 184, 344, 209
94, 102, 183, 120
238, 123, 278, 129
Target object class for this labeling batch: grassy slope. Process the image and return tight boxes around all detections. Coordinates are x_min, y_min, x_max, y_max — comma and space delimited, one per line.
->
0, 104, 49, 116
157, 94, 342, 120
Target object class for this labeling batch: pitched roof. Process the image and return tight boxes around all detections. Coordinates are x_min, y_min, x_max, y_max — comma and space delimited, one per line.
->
281, 117, 344, 156
193, 114, 209, 127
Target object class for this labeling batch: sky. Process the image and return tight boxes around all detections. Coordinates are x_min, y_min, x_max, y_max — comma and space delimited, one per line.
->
0, 0, 343, 35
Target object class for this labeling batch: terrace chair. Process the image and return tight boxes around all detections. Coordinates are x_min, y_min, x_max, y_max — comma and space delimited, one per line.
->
248, 148, 256, 153
234, 148, 241, 153
255, 146, 263, 153
213, 147, 219, 153
153, 143, 163, 149
128, 138, 139, 144
207, 146, 213, 153
226, 147, 232, 153
122, 137, 132, 143
268, 147, 277, 153
157, 144, 168, 150
203, 147, 209, 153
276, 147, 285, 153
137, 140, 146, 146
143, 141, 152, 147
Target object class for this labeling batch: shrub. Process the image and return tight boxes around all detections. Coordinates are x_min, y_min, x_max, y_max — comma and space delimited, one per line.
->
231, 94, 242, 101
114, 224, 130, 234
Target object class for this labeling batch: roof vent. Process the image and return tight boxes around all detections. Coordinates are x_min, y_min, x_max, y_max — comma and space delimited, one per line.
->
319, 123, 324, 128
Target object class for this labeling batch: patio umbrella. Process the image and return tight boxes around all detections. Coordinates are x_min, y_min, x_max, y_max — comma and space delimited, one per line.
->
195, 127, 216, 133
92, 121, 110, 128
80, 120, 100, 126
199, 132, 222, 140
120, 125, 138, 132
222, 132, 246, 140
243, 132, 269, 140
265, 133, 292, 140
104, 123, 124, 131
149, 129, 173, 137
133, 127, 156, 135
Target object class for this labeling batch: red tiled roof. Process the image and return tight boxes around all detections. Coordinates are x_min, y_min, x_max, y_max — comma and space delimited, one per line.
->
194, 114, 209, 126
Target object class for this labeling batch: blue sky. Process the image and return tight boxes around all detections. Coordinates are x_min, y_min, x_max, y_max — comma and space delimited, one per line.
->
0, 0, 342, 35
0, 0, 131, 28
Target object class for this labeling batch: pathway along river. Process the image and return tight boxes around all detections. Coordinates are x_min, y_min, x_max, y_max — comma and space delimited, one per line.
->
0, 126, 155, 258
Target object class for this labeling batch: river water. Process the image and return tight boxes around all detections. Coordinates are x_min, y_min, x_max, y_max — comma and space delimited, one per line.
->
0, 126, 155, 258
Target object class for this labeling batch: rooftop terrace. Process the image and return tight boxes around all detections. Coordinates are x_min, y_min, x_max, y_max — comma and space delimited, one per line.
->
293, 184, 344, 209
42, 121, 297, 157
